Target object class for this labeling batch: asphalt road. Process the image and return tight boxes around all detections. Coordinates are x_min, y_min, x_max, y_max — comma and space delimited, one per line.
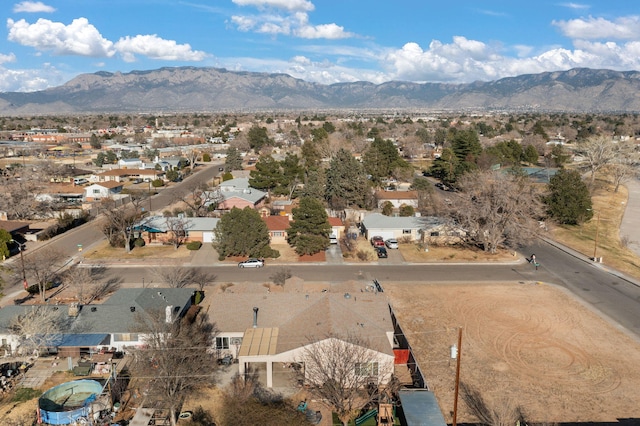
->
94, 238, 640, 339
0, 162, 224, 297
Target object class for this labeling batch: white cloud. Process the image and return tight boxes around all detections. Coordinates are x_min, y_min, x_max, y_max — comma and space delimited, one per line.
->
553, 16, 640, 40
114, 35, 208, 62
295, 23, 353, 39
559, 2, 590, 10
232, 0, 314, 12
0, 63, 64, 92
12, 1, 55, 13
7, 18, 115, 57
231, 1, 353, 40
0, 53, 17, 64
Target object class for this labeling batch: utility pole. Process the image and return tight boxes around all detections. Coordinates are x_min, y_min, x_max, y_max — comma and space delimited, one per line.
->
593, 211, 600, 261
452, 326, 462, 426
10, 240, 27, 289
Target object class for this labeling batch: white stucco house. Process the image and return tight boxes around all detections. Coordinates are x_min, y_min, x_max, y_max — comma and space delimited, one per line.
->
84, 182, 124, 201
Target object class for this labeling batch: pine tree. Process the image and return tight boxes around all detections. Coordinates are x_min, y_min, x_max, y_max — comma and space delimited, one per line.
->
287, 197, 331, 255
545, 169, 593, 225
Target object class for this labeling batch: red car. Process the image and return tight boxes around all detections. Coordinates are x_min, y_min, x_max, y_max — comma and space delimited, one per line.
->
370, 236, 385, 247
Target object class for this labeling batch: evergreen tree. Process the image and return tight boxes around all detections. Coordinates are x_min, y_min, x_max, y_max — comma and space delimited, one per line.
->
429, 148, 460, 184
362, 138, 408, 183
325, 148, 368, 209
247, 125, 271, 150
89, 134, 101, 149
451, 129, 482, 163
224, 146, 243, 171
249, 156, 284, 196
287, 197, 331, 255
523, 144, 539, 165
302, 168, 326, 200
544, 169, 593, 225
214, 207, 276, 259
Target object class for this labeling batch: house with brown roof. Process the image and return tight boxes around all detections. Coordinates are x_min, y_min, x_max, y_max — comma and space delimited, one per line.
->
328, 216, 344, 240
375, 190, 419, 209
209, 292, 395, 388
0, 220, 30, 238
90, 168, 163, 183
262, 214, 291, 243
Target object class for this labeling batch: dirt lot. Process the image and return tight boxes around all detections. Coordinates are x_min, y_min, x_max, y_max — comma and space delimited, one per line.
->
385, 282, 640, 424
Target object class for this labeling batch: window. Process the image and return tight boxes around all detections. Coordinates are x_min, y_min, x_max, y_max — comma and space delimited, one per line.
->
402, 229, 411, 234
93, 189, 101, 194
430, 231, 440, 237
216, 337, 230, 349
114, 333, 139, 342
355, 362, 379, 377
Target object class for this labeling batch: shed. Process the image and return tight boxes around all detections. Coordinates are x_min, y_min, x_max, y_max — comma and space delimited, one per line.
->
397, 389, 447, 426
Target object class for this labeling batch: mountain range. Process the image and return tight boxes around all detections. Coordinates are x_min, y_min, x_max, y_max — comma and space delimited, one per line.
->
1, 67, 639, 114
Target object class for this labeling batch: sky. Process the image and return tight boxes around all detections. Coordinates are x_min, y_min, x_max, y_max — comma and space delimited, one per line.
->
2, 0, 640, 92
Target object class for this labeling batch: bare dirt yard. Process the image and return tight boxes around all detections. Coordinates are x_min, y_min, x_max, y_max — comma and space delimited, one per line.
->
384, 282, 640, 425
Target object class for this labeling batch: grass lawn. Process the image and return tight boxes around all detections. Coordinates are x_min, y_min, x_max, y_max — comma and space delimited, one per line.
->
83, 240, 192, 260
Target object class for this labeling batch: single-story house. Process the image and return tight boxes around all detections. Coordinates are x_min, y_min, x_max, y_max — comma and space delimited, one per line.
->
84, 182, 124, 201
215, 178, 267, 210
209, 292, 395, 388
35, 184, 85, 204
328, 217, 344, 240
90, 168, 163, 183
361, 213, 465, 245
375, 190, 419, 209
118, 158, 144, 169
134, 215, 220, 244
262, 215, 291, 243
0, 288, 194, 355
0, 220, 30, 239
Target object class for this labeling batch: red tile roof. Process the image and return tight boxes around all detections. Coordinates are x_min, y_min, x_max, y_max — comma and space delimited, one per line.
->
262, 215, 291, 231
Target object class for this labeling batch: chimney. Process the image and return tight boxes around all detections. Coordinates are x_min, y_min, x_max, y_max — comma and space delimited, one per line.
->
252, 307, 259, 328
68, 302, 79, 317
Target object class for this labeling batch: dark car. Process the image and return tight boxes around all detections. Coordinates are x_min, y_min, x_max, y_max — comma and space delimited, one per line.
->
375, 247, 388, 258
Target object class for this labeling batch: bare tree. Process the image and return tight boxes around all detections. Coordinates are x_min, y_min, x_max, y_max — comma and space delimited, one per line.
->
64, 263, 121, 303
296, 334, 393, 426
150, 265, 197, 288
607, 139, 640, 192
165, 216, 192, 249
575, 135, 616, 186
169, 180, 222, 217
9, 305, 69, 357
448, 170, 545, 253
269, 267, 291, 287
99, 197, 146, 252
131, 308, 216, 426
13, 249, 66, 302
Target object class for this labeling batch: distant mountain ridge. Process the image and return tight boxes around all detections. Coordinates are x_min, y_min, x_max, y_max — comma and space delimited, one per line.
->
1, 66, 640, 114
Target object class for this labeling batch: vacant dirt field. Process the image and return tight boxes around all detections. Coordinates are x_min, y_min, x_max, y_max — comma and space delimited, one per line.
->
385, 282, 640, 425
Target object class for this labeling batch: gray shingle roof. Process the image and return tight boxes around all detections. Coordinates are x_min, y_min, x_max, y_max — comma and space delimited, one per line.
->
209, 292, 393, 355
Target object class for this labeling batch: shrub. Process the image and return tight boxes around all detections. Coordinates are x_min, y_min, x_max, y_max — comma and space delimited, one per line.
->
26, 281, 55, 295
151, 178, 164, 187
356, 249, 371, 261
187, 241, 202, 250
134, 238, 145, 247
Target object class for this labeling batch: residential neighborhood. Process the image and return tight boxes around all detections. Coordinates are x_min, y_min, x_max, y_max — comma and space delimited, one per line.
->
1, 111, 640, 426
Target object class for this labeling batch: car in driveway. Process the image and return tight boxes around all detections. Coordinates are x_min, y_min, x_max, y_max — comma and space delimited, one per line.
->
370, 236, 385, 248
238, 258, 265, 268
375, 247, 388, 258
385, 238, 398, 249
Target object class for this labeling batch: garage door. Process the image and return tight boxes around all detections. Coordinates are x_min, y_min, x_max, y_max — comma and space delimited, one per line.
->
203, 232, 215, 243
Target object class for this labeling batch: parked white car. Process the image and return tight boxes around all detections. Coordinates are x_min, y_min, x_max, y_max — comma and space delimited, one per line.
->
238, 258, 265, 268
385, 238, 399, 249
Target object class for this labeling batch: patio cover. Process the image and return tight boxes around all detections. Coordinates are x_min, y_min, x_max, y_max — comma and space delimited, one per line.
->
397, 389, 447, 426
